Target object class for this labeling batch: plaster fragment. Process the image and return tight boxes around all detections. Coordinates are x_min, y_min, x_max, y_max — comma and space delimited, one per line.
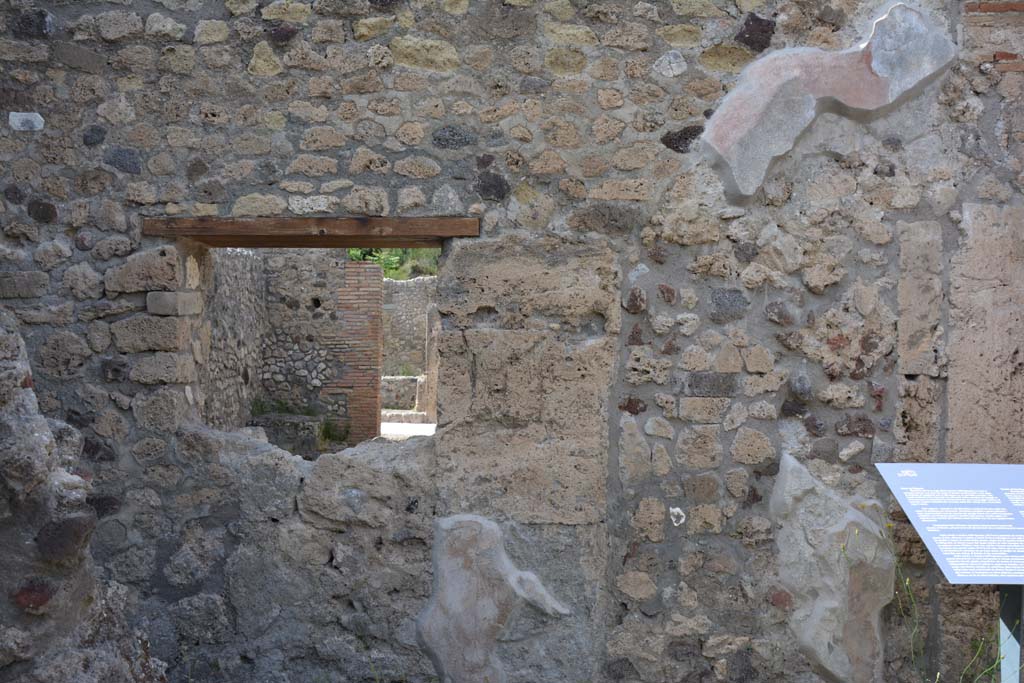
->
8, 112, 44, 132
701, 4, 955, 198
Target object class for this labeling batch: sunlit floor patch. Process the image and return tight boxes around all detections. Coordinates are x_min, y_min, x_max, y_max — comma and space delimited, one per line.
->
381, 422, 436, 438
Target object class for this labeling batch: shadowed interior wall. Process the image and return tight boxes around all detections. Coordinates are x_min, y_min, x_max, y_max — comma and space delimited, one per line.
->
382, 275, 437, 376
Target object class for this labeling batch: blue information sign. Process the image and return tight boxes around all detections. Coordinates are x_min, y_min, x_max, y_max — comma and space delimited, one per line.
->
877, 463, 1024, 585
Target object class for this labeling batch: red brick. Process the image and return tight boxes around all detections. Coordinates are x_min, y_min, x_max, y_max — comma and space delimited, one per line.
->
965, 1, 1024, 11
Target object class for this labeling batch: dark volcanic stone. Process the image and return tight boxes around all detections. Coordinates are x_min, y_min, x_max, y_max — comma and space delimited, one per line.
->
626, 323, 644, 345
187, 158, 209, 182
657, 284, 676, 304
660, 335, 680, 356
475, 172, 510, 201
874, 161, 896, 177
75, 229, 97, 251
623, 286, 647, 315
27, 199, 57, 223
667, 637, 702, 662
835, 413, 876, 438
804, 414, 827, 437
87, 494, 122, 518
647, 243, 667, 264
605, 658, 639, 681
684, 372, 738, 397
764, 300, 794, 326
0, 86, 31, 111
734, 241, 759, 263
660, 125, 703, 154
619, 396, 647, 414
64, 409, 91, 429
433, 125, 478, 149
35, 512, 97, 564
267, 22, 299, 43
519, 76, 550, 94
728, 651, 759, 681
103, 147, 142, 175
197, 180, 227, 203
82, 124, 107, 146
54, 42, 107, 74
11, 10, 54, 39
788, 373, 813, 403
882, 136, 903, 151
707, 288, 749, 324
12, 579, 55, 611
83, 436, 116, 462
4, 185, 26, 204
780, 399, 807, 418
735, 13, 775, 53
639, 593, 663, 616
101, 356, 129, 382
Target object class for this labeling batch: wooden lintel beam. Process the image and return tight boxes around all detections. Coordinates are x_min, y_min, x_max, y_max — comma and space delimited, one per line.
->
188, 236, 445, 249
141, 216, 479, 248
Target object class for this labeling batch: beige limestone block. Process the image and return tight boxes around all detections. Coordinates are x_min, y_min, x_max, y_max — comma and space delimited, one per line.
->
390, 35, 460, 71
730, 426, 774, 465
617, 571, 658, 601
948, 205, 1024, 463
677, 425, 723, 469
247, 41, 282, 76
897, 221, 945, 377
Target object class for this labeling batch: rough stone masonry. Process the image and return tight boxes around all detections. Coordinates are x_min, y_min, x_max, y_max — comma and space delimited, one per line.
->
0, 0, 1021, 682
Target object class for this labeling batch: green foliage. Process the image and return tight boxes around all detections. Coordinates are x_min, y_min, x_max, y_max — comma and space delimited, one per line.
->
251, 397, 318, 417
347, 248, 440, 280
320, 420, 348, 445
866, 522, 1006, 683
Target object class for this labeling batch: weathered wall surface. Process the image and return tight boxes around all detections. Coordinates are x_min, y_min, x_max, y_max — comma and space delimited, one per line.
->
199, 248, 266, 429
382, 275, 437, 375
0, 0, 1020, 682
0, 311, 165, 683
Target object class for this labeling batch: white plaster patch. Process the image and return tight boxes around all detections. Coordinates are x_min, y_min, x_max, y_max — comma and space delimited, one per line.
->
653, 50, 687, 77
8, 112, 44, 131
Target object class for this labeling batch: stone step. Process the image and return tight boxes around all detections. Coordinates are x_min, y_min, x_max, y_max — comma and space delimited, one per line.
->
381, 409, 432, 424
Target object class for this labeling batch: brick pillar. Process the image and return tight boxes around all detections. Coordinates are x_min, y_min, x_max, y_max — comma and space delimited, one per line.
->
322, 261, 383, 444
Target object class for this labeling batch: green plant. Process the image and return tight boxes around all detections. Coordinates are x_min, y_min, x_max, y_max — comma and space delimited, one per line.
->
320, 420, 348, 445
843, 519, 1011, 683
396, 363, 417, 377
347, 248, 440, 280
251, 397, 319, 417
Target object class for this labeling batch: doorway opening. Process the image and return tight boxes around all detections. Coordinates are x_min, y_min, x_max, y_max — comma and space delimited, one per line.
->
348, 248, 440, 440
143, 215, 478, 456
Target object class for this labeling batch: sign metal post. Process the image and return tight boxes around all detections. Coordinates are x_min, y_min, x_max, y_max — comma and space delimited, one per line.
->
1001, 584, 1023, 683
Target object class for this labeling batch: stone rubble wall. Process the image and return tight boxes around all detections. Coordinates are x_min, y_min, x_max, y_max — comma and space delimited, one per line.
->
260, 248, 348, 413
382, 275, 437, 376
0, 310, 166, 683
0, 0, 1020, 682
382, 373, 418, 409
198, 247, 267, 430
